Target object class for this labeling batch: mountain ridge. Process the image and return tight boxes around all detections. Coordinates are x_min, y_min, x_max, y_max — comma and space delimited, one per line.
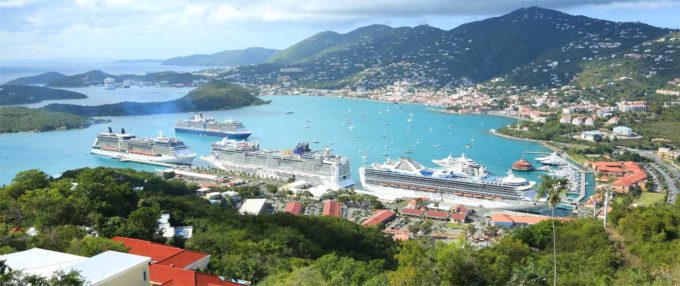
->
163, 47, 280, 66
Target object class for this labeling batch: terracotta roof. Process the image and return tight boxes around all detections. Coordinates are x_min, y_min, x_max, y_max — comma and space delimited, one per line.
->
157, 250, 208, 269
400, 208, 424, 216
112, 237, 208, 269
112, 237, 183, 262
592, 161, 647, 188
362, 210, 396, 227
322, 200, 342, 217
425, 210, 449, 219
491, 214, 567, 225
384, 229, 409, 241
150, 264, 241, 286
454, 205, 468, 214
450, 213, 467, 222
283, 201, 303, 216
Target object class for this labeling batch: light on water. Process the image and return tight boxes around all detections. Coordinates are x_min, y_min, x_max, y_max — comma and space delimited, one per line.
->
1, 92, 556, 187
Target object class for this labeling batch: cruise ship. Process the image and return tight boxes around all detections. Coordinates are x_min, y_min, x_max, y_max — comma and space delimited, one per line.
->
360, 158, 544, 210
91, 128, 196, 166
432, 153, 488, 177
175, 113, 252, 140
202, 139, 354, 189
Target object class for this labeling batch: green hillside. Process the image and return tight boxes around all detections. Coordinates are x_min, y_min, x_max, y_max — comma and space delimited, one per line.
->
3, 72, 66, 85
45, 70, 114, 87
224, 7, 669, 89
0, 85, 87, 105
0, 106, 89, 133
163, 47, 280, 66
42, 80, 266, 116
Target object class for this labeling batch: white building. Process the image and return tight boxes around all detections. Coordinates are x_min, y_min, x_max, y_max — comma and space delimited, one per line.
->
158, 213, 193, 239
613, 126, 633, 137
0, 248, 150, 286
580, 130, 604, 142
617, 101, 647, 112
239, 198, 268, 215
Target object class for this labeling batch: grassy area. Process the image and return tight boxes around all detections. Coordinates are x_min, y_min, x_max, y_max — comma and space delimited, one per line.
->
445, 223, 469, 229
635, 192, 666, 206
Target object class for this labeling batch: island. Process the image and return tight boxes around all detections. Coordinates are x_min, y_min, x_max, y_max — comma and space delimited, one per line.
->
42, 80, 267, 116
3, 72, 67, 85
0, 106, 90, 133
0, 85, 88, 105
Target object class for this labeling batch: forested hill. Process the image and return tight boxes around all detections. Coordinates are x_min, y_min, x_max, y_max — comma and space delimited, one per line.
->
0, 85, 87, 105
0, 106, 89, 133
1, 167, 679, 285
224, 7, 669, 89
3, 72, 66, 85
163, 47, 280, 66
42, 80, 266, 116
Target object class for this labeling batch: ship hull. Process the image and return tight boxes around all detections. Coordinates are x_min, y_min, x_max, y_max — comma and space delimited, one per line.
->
359, 168, 545, 211
202, 155, 354, 190
91, 149, 195, 166
175, 127, 251, 140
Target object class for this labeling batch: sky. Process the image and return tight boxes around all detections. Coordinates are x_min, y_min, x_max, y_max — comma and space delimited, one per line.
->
1, 0, 679, 61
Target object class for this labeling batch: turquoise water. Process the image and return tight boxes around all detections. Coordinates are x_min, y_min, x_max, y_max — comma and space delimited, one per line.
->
0, 94, 554, 186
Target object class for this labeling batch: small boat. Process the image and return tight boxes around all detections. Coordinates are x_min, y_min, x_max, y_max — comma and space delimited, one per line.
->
285, 111, 294, 115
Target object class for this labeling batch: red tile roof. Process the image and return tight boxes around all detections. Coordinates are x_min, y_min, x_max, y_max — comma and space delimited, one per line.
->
150, 264, 241, 286
454, 205, 468, 214
323, 200, 342, 217
112, 237, 208, 269
491, 214, 568, 225
362, 210, 396, 227
400, 208, 424, 216
284, 201, 303, 216
425, 210, 449, 219
450, 213, 466, 222
592, 161, 647, 188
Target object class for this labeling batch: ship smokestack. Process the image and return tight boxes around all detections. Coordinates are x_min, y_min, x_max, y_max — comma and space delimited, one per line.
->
121, 128, 126, 134
108, 127, 113, 133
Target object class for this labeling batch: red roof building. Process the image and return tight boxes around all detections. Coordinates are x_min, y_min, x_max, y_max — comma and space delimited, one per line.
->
400, 208, 424, 217
114, 237, 243, 286
283, 201, 303, 216
450, 213, 467, 223
323, 200, 342, 217
384, 229, 410, 241
362, 210, 396, 227
590, 161, 647, 193
425, 210, 450, 220
453, 205, 469, 215
112, 237, 209, 270
150, 264, 240, 286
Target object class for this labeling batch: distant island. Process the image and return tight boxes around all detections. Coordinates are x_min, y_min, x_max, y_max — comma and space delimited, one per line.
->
0, 85, 88, 105
6, 70, 208, 88
113, 59, 162, 63
43, 80, 267, 116
0, 106, 90, 133
4, 72, 67, 85
162, 47, 279, 66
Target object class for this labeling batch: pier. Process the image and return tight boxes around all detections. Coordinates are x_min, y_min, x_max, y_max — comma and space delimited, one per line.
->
574, 171, 588, 203
523, 151, 551, 155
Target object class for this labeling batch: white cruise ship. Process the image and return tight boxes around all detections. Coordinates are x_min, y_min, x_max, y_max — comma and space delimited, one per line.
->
91, 128, 196, 166
536, 152, 566, 166
203, 139, 354, 189
432, 153, 488, 177
360, 158, 544, 210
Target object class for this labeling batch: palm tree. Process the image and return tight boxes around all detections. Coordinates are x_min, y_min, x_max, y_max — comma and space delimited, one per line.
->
535, 175, 569, 286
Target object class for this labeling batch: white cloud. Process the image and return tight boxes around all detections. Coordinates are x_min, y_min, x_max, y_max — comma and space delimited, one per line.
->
0, 0, 34, 8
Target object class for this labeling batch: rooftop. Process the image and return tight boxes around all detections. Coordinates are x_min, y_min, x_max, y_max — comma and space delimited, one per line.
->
283, 201, 303, 216
66, 251, 150, 285
323, 200, 342, 217
112, 236, 208, 269
239, 198, 267, 215
362, 209, 396, 227
150, 264, 240, 286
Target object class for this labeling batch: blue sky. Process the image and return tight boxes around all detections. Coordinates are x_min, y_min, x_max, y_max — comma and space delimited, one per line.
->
1, 0, 679, 61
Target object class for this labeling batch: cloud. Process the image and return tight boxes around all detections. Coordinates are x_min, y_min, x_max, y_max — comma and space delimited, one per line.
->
0, 0, 34, 8
0, 0, 678, 60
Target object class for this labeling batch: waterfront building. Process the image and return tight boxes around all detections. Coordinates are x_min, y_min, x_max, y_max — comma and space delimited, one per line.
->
362, 209, 396, 227
323, 200, 342, 217
511, 159, 534, 171
589, 161, 647, 193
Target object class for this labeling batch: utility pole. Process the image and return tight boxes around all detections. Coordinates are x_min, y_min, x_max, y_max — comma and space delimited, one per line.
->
603, 188, 610, 229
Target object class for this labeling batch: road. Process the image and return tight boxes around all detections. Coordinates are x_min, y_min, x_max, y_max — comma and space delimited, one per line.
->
625, 148, 679, 204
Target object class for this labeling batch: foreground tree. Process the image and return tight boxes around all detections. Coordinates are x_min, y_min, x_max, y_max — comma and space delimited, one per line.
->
535, 175, 568, 286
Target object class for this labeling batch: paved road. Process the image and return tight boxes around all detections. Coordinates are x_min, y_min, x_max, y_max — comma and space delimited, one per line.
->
625, 148, 679, 204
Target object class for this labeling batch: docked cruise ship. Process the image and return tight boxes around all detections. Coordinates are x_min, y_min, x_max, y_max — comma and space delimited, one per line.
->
202, 139, 354, 189
360, 158, 544, 210
175, 113, 252, 140
432, 153, 488, 177
91, 128, 196, 166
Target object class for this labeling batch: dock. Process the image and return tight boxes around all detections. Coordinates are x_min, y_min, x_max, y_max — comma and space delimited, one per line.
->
523, 151, 551, 155
574, 171, 587, 203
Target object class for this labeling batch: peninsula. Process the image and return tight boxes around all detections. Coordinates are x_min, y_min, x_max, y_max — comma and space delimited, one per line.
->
0, 85, 88, 105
